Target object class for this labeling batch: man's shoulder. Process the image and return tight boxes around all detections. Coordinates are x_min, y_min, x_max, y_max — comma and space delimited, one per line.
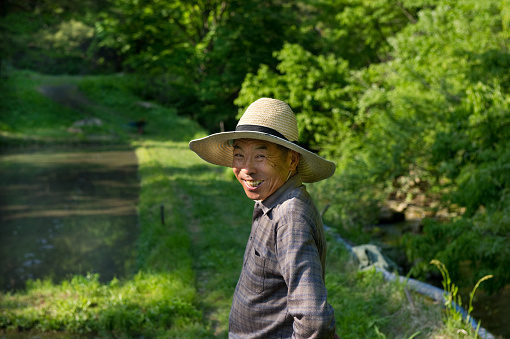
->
286, 183, 314, 204
275, 185, 320, 220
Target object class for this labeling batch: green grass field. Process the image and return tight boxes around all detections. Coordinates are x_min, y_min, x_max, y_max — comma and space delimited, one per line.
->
0, 70, 480, 338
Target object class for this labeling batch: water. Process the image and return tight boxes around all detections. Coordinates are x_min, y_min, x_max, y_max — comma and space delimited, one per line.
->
0, 146, 140, 291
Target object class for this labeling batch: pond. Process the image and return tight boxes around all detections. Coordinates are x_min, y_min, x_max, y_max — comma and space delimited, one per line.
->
0, 146, 140, 291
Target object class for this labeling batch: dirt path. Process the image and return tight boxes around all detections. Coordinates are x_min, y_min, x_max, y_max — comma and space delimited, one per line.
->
37, 83, 130, 126
37, 84, 94, 112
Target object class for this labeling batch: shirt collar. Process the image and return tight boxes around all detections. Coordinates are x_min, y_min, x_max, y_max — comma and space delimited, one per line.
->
256, 173, 303, 215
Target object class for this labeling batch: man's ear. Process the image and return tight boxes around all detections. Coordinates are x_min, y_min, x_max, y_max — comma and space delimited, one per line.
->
289, 151, 300, 171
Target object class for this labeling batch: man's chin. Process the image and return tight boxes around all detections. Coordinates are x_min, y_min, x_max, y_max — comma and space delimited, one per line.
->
243, 189, 265, 201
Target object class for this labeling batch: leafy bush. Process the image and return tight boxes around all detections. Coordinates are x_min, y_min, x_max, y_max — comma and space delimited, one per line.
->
403, 204, 510, 294
1, 2, 107, 74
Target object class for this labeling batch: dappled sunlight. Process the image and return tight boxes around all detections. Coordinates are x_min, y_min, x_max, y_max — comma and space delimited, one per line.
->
40, 19, 94, 53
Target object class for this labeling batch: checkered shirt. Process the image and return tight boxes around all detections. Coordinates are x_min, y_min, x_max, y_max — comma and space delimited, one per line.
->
228, 174, 336, 338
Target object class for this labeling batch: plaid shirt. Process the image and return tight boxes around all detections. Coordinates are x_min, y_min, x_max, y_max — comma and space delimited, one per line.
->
229, 174, 336, 339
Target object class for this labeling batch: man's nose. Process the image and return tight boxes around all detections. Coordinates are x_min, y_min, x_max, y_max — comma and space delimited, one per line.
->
242, 156, 257, 174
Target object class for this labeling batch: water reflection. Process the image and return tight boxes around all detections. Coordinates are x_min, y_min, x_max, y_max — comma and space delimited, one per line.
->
0, 146, 140, 291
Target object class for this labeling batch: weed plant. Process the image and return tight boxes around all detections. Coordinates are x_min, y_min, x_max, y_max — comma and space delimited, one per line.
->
430, 260, 493, 339
0, 70, 479, 338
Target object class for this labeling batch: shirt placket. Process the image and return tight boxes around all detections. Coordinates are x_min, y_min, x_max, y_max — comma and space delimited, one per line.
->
243, 202, 264, 266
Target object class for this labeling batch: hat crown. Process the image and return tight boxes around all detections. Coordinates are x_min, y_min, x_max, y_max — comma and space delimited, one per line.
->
237, 98, 299, 142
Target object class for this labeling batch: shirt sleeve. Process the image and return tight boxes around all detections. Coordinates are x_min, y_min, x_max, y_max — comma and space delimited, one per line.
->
276, 221, 336, 339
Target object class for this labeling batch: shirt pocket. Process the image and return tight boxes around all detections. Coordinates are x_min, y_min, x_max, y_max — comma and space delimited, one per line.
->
243, 248, 266, 294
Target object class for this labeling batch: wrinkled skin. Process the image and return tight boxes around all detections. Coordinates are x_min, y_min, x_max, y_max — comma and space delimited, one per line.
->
232, 139, 299, 201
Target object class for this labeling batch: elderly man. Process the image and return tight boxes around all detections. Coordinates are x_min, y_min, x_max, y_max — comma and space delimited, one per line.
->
190, 98, 339, 338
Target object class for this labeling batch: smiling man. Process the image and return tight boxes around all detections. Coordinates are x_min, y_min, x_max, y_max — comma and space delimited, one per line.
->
232, 139, 299, 201
189, 98, 339, 339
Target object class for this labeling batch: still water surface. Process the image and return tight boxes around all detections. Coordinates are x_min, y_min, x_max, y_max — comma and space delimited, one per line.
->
0, 146, 140, 291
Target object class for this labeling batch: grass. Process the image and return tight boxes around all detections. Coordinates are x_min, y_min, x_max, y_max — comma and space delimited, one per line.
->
0, 69, 484, 338
1, 273, 203, 337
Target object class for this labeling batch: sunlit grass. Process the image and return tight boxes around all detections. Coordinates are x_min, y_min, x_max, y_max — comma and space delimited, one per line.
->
1, 272, 203, 337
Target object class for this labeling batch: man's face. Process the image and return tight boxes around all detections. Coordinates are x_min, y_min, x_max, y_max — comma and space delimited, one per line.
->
232, 139, 299, 201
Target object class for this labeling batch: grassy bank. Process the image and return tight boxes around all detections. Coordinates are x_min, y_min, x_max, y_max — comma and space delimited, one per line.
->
0, 70, 480, 338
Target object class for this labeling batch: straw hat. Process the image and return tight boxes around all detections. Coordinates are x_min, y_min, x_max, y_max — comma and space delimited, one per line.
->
189, 98, 336, 183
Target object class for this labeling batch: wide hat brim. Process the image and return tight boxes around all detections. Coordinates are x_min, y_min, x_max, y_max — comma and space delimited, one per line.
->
189, 131, 336, 183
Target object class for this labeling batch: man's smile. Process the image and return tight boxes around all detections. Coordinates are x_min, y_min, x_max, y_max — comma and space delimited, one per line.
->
245, 180, 263, 188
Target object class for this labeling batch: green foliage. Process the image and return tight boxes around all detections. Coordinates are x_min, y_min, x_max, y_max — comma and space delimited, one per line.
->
1, 0, 110, 74
94, 0, 198, 74
296, 0, 424, 68
92, 0, 298, 131
403, 209, 510, 294
381, 0, 510, 294
436, 83, 510, 216
193, 0, 296, 131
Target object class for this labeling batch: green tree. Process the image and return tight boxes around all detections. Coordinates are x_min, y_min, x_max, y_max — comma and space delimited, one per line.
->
1, 0, 108, 73
233, 0, 433, 227
95, 0, 297, 131
295, 0, 427, 68
347, 0, 510, 291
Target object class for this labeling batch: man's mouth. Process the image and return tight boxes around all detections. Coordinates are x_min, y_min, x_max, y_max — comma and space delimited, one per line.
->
245, 180, 263, 188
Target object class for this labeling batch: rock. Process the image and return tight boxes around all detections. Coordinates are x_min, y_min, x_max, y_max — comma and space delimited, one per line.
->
136, 101, 155, 109
72, 117, 102, 127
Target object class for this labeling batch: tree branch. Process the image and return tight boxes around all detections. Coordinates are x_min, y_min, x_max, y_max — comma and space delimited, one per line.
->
396, 1, 417, 24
